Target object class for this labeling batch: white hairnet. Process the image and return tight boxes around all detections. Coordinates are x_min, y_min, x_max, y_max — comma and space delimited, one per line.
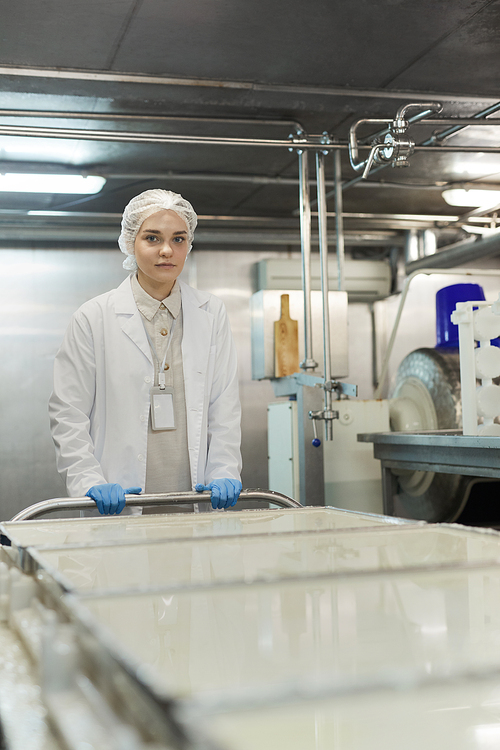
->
118, 189, 198, 271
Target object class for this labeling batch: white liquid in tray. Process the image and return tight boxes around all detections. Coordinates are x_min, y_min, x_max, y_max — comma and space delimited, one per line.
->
2, 506, 404, 549
201, 674, 500, 750
37, 524, 500, 593
79, 562, 500, 700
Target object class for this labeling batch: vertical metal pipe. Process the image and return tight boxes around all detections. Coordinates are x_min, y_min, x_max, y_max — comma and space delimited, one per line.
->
369, 303, 378, 392
315, 151, 333, 441
333, 149, 346, 291
298, 150, 317, 370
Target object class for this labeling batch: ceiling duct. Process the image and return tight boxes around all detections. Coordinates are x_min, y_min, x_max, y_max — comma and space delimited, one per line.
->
406, 231, 500, 272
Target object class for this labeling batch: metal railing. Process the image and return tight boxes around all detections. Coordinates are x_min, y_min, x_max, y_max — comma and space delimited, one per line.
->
9, 489, 302, 522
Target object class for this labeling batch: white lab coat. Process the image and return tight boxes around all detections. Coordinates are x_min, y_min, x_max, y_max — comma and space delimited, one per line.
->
49, 276, 242, 497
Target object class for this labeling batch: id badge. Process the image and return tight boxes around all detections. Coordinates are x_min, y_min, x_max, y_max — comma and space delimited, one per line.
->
150, 386, 176, 431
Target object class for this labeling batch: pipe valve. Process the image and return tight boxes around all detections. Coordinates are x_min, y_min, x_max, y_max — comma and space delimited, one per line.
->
308, 408, 340, 447
377, 132, 414, 168
348, 101, 442, 179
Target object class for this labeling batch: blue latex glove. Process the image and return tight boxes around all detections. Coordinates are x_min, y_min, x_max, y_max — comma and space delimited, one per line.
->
86, 484, 142, 515
195, 479, 242, 510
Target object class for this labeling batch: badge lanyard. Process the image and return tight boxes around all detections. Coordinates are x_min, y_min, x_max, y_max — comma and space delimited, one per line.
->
143, 316, 178, 430
143, 316, 177, 388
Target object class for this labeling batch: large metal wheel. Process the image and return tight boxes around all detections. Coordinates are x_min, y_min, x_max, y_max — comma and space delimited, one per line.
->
389, 348, 472, 523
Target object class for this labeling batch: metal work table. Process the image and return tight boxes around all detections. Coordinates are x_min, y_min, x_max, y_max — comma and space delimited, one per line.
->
358, 430, 500, 516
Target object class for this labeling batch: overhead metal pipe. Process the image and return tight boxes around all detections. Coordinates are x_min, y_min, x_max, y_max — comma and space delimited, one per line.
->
315, 151, 333, 440
6, 110, 500, 132
0, 209, 302, 224
0, 207, 464, 223
0, 226, 404, 245
0, 123, 315, 147
352, 181, 500, 191
415, 145, 500, 152
446, 200, 500, 226
0, 108, 304, 130
324, 211, 460, 222
0, 65, 497, 104
405, 231, 500, 272
401, 118, 500, 127
99, 171, 304, 186
422, 101, 500, 144
298, 151, 317, 370
333, 150, 346, 292
2, 123, 500, 152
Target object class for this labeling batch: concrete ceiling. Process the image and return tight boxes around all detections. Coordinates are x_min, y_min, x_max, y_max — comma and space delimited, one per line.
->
0, 0, 499, 245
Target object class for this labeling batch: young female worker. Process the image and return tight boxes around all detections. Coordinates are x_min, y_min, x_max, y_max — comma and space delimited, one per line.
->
49, 189, 242, 514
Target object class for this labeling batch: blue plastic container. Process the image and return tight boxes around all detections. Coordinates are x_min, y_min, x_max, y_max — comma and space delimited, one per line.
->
436, 283, 485, 347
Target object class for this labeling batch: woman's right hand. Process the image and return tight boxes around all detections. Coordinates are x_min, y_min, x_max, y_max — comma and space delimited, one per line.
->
86, 484, 142, 515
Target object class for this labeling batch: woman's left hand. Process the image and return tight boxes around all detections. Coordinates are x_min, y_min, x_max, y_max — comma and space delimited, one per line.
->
195, 479, 242, 509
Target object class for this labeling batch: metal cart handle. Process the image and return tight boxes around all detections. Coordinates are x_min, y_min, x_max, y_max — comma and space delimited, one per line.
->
10, 489, 302, 522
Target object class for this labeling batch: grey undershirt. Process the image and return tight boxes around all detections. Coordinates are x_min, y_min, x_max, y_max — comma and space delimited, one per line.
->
131, 274, 192, 494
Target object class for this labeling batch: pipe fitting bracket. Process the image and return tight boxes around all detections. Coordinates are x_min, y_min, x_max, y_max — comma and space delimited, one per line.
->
308, 409, 340, 422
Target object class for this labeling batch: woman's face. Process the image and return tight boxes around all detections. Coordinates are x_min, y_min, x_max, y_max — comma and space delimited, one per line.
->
134, 209, 189, 296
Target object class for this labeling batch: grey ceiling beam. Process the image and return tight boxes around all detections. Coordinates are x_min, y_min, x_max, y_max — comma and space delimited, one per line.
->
0, 65, 497, 104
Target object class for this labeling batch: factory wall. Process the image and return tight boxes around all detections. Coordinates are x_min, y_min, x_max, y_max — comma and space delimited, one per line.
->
5, 247, 492, 520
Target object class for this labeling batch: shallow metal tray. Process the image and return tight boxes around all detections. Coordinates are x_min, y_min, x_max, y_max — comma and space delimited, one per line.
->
1, 505, 414, 571
27, 521, 500, 595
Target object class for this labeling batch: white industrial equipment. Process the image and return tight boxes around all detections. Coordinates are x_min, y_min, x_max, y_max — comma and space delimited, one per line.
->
264, 269, 500, 519
323, 399, 390, 514
360, 274, 500, 522
257, 258, 392, 302
451, 297, 500, 436
268, 397, 390, 514
267, 400, 300, 501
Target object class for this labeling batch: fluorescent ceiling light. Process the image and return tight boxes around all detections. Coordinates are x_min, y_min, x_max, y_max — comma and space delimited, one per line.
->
0, 173, 106, 194
442, 188, 500, 209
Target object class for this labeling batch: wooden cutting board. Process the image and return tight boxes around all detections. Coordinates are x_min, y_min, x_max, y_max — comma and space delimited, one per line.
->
274, 294, 299, 377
